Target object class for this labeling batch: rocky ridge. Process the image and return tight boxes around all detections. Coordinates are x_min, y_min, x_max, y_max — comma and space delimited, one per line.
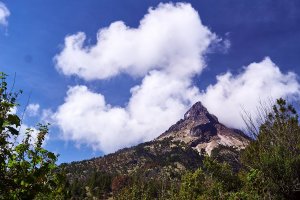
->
158, 102, 250, 155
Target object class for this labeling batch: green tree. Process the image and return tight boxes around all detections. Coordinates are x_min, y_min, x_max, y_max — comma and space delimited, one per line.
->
179, 156, 241, 200
241, 98, 300, 199
0, 72, 65, 199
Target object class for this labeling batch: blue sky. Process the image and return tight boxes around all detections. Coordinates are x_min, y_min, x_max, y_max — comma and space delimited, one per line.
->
0, 0, 300, 163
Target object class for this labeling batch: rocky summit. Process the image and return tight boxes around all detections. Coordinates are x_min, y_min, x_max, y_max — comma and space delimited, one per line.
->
158, 101, 250, 155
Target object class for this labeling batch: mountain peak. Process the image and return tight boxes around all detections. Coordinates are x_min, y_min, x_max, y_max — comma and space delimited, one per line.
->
184, 101, 207, 118
158, 101, 250, 155
183, 101, 218, 124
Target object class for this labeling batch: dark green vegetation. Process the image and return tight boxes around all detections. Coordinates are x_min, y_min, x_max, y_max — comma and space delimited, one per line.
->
63, 139, 204, 199
0, 73, 66, 199
63, 99, 300, 200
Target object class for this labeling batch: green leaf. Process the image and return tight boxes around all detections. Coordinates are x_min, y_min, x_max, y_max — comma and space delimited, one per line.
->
7, 114, 21, 127
21, 180, 25, 186
47, 152, 56, 160
7, 126, 19, 135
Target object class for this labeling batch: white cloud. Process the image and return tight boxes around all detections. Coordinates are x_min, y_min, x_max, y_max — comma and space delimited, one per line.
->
200, 57, 300, 129
54, 72, 200, 153
53, 2, 216, 153
55, 58, 300, 153
54, 3, 216, 80
26, 103, 40, 117
0, 2, 10, 26
52, 2, 217, 153
53, 2, 300, 154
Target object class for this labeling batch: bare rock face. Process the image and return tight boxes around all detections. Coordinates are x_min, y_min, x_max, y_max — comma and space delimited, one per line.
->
184, 102, 218, 123
157, 102, 250, 155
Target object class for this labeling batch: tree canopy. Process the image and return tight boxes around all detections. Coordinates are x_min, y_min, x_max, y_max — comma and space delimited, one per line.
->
0, 72, 65, 199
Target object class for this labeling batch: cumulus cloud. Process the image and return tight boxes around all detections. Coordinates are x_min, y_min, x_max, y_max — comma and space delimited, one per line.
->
53, 2, 216, 153
0, 2, 9, 26
54, 71, 200, 153
26, 103, 40, 117
200, 57, 300, 129
54, 57, 300, 153
54, 3, 216, 80
53, 2, 300, 154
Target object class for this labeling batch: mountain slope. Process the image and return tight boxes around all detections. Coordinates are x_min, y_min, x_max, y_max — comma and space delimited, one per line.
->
62, 101, 251, 197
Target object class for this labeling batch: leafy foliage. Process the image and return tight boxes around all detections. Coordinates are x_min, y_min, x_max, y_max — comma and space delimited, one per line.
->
0, 72, 66, 199
178, 156, 241, 200
240, 98, 300, 199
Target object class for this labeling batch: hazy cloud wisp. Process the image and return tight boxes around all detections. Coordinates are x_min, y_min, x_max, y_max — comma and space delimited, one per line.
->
26, 103, 40, 117
0, 2, 10, 26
